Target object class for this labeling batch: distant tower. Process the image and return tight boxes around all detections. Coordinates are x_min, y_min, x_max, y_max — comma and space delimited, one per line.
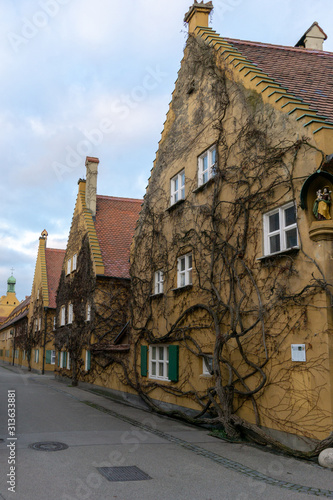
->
7, 273, 16, 294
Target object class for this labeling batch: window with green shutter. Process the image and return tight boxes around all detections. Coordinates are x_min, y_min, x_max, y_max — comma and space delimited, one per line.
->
86, 351, 91, 371
168, 345, 179, 382
141, 346, 148, 377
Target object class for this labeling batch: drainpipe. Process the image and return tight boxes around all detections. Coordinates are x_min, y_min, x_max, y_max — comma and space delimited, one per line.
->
42, 307, 48, 375
11, 328, 15, 366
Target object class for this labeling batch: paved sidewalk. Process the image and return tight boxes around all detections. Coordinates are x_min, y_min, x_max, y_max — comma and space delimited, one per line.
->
0, 364, 332, 500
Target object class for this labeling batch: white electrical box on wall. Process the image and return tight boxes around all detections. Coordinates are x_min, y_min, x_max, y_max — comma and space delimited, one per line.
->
291, 344, 306, 362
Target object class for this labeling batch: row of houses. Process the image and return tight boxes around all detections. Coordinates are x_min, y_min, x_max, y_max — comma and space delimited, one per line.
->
1, 2, 333, 451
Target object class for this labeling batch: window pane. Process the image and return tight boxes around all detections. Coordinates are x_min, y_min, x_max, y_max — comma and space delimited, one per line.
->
152, 346, 156, 360
286, 228, 297, 248
159, 347, 164, 361
285, 205, 296, 227
180, 274, 185, 287
180, 257, 185, 271
188, 269, 192, 285
203, 155, 208, 172
174, 178, 178, 191
211, 147, 216, 165
188, 254, 192, 269
159, 362, 164, 377
181, 172, 185, 187
151, 362, 156, 376
269, 212, 279, 232
269, 234, 280, 253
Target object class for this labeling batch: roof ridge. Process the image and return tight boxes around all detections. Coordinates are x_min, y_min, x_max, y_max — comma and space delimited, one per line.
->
97, 194, 143, 203
45, 248, 66, 253
225, 37, 333, 56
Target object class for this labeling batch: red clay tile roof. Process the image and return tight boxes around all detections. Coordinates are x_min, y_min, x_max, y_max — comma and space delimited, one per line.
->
0, 296, 31, 331
225, 38, 333, 122
45, 248, 65, 308
0, 316, 7, 324
94, 195, 142, 279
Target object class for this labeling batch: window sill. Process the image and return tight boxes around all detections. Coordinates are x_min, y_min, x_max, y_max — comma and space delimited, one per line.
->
150, 293, 164, 299
166, 199, 185, 213
148, 377, 171, 383
171, 284, 193, 294
193, 177, 215, 193
200, 373, 213, 379
257, 246, 300, 261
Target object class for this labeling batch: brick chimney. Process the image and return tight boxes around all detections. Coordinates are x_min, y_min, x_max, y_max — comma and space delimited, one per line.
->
184, 1, 213, 34
85, 157, 99, 217
295, 22, 327, 51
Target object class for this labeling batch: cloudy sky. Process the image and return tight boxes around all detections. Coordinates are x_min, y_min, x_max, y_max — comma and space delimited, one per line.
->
1, 0, 333, 300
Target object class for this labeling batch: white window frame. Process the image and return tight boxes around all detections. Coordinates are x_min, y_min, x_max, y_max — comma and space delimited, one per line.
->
67, 303, 73, 324
170, 170, 185, 205
263, 202, 298, 256
67, 352, 71, 370
50, 350, 56, 365
177, 253, 193, 288
86, 303, 91, 322
60, 305, 66, 326
198, 145, 217, 187
72, 253, 77, 271
202, 355, 213, 376
34, 349, 39, 364
154, 270, 164, 294
66, 258, 71, 275
59, 351, 65, 368
149, 345, 169, 381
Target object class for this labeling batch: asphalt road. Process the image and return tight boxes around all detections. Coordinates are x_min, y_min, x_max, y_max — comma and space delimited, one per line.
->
0, 364, 332, 500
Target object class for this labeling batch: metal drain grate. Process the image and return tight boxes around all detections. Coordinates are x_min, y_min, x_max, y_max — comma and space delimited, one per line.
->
97, 466, 151, 482
29, 442, 68, 452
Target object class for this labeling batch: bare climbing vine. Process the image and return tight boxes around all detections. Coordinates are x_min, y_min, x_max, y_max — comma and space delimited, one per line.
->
104, 34, 333, 458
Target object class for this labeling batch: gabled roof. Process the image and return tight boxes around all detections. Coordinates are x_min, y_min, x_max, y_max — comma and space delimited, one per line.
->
94, 196, 143, 279
0, 296, 31, 331
225, 37, 333, 122
45, 248, 65, 308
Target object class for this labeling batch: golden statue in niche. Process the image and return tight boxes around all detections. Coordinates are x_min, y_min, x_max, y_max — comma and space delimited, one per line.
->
313, 186, 332, 220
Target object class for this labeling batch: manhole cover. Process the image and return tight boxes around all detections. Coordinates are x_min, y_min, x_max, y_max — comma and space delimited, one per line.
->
29, 442, 68, 452
97, 466, 151, 482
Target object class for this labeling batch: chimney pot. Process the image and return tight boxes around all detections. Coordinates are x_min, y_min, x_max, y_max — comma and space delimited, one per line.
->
184, 1, 213, 34
85, 157, 99, 216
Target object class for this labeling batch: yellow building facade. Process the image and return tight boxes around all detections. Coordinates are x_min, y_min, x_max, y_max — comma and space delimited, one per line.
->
27, 231, 65, 373
119, 2, 333, 448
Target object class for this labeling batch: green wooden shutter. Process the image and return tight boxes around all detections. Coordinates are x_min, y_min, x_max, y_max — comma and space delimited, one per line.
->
86, 351, 91, 371
141, 346, 148, 377
45, 350, 51, 364
63, 352, 67, 367
168, 345, 179, 382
